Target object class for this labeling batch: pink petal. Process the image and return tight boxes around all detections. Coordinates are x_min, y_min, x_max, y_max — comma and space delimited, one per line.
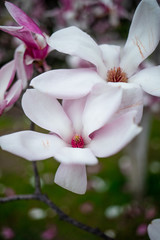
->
25, 40, 48, 60
22, 89, 73, 142
30, 68, 103, 99
47, 26, 107, 78
82, 83, 122, 136
129, 66, 160, 97
54, 147, 98, 165
88, 111, 142, 158
0, 131, 66, 161
0, 60, 15, 99
0, 100, 7, 116
120, 0, 160, 76
148, 219, 160, 240
5, 79, 22, 107
54, 163, 87, 194
0, 26, 38, 48
5, 1, 43, 35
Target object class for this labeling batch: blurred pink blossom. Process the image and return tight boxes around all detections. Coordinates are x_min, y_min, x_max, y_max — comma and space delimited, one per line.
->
52, 0, 129, 35
145, 207, 157, 220
4, 188, 15, 197
41, 225, 57, 240
136, 223, 147, 236
1, 227, 15, 239
80, 202, 94, 214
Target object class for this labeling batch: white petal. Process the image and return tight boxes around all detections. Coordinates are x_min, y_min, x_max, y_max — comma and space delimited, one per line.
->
129, 66, 160, 97
120, 0, 160, 76
0, 60, 15, 99
22, 89, 73, 142
6, 79, 22, 107
48, 26, 107, 78
14, 44, 28, 89
62, 96, 87, 134
30, 68, 103, 99
35, 33, 47, 49
148, 219, 160, 240
54, 163, 87, 194
54, 147, 98, 165
0, 25, 23, 35
99, 44, 121, 71
88, 111, 142, 158
82, 83, 122, 136
0, 131, 66, 161
108, 82, 143, 124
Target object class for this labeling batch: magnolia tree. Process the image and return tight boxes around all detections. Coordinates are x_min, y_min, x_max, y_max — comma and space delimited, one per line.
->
0, 0, 160, 239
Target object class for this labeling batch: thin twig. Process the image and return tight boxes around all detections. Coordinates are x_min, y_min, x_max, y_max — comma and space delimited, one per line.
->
32, 161, 41, 194
0, 194, 37, 202
0, 193, 116, 240
30, 121, 41, 194
30, 121, 35, 131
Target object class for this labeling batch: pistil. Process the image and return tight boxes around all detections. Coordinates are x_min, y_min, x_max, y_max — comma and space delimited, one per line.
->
107, 67, 128, 83
71, 134, 84, 148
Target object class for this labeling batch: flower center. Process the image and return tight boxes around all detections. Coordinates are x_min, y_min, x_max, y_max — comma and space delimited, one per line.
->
107, 67, 128, 83
71, 134, 84, 148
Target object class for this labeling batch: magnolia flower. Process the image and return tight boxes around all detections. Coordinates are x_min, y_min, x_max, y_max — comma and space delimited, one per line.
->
0, 60, 22, 116
0, 1, 49, 88
148, 219, 160, 240
0, 85, 141, 194
32, 0, 160, 100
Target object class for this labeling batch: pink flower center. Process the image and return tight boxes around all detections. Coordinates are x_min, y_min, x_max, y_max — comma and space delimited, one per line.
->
107, 67, 128, 83
71, 134, 84, 148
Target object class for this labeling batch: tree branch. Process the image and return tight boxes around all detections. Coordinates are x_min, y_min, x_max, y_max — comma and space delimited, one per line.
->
0, 194, 38, 202
30, 121, 41, 194
40, 194, 114, 240
0, 193, 116, 240
32, 161, 41, 194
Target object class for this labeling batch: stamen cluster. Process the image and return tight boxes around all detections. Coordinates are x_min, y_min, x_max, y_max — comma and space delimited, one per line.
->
107, 67, 128, 83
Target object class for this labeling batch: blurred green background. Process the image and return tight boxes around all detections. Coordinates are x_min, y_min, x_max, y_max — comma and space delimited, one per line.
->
0, 0, 160, 239
0, 107, 160, 240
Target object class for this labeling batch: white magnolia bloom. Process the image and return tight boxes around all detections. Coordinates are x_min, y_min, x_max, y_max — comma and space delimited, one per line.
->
0, 85, 141, 194
30, 0, 160, 100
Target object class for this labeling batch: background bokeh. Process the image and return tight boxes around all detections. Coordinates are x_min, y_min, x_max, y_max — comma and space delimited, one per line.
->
0, 0, 160, 239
